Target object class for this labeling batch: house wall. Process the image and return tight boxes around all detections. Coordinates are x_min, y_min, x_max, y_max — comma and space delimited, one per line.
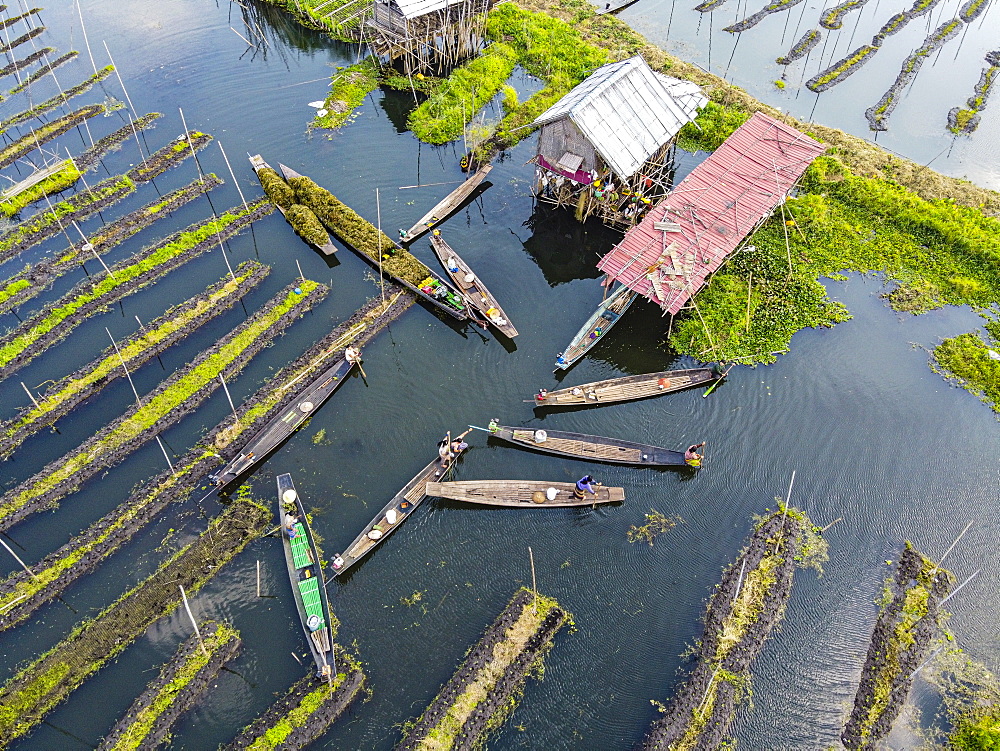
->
537, 119, 600, 178
373, 1, 408, 35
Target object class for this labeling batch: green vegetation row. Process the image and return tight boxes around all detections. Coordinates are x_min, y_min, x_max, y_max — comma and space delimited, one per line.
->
0, 26, 44, 58
0, 262, 268, 459
224, 654, 367, 750
821, 0, 870, 28
642, 506, 827, 749
75, 111, 164, 173
841, 543, 953, 750
0, 290, 411, 631
98, 621, 241, 751
724, 0, 804, 33
0, 66, 113, 135
925, 651, 1000, 749
126, 130, 213, 183
932, 320, 1000, 411
0, 174, 221, 313
0, 277, 326, 533
398, 587, 571, 749
0, 159, 81, 218
408, 42, 518, 144
0, 8, 41, 33
0, 102, 104, 167
286, 172, 433, 286
0, 46, 53, 83
6, 50, 77, 95
253, 167, 330, 247
314, 57, 379, 130
948, 51, 1000, 134
0, 498, 270, 748
0, 197, 271, 380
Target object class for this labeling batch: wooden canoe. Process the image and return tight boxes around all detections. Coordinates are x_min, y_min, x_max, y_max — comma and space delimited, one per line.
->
555, 284, 638, 371
530, 368, 717, 407
399, 164, 492, 244
277, 163, 471, 322
488, 425, 688, 466
249, 154, 338, 256
426, 480, 625, 506
276, 473, 337, 680
331, 449, 460, 577
209, 356, 356, 489
428, 233, 518, 338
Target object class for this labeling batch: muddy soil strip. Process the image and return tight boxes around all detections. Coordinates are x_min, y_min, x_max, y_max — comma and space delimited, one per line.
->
0, 66, 114, 133
777, 28, 821, 64
0, 277, 326, 533
641, 507, 828, 750
0, 174, 222, 312
0, 262, 268, 458
947, 51, 1000, 134
0, 290, 411, 631
0, 46, 54, 82
97, 621, 241, 751
821, 0, 871, 29
0, 198, 271, 380
74, 112, 167, 174
724, 0, 805, 33
0, 498, 270, 749
5, 50, 76, 94
0, 103, 105, 167
841, 543, 953, 750
397, 587, 572, 749
0, 26, 44, 58
123, 130, 213, 183
0, 8, 41, 33
223, 657, 367, 750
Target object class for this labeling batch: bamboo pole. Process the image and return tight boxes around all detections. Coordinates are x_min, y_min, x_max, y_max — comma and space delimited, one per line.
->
218, 142, 249, 213
931, 520, 973, 576
375, 187, 385, 306
528, 545, 538, 615
75, 0, 99, 75
219, 374, 240, 425
178, 107, 205, 183
20, 381, 42, 410
179, 585, 209, 656
216, 230, 238, 282
126, 111, 150, 169
102, 41, 138, 116
256, 559, 261, 597
1, 535, 38, 580
156, 435, 176, 475
106, 327, 143, 406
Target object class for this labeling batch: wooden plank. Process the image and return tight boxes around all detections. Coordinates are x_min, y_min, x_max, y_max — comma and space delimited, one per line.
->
399, 164, 493, 244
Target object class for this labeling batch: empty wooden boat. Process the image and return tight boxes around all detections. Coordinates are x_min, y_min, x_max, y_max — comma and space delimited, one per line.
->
276, 473, 337, 680
210, 355, 356, 489
426, 480, 625, 506
249, 154, 337, 256
486, 424, 688, 466
399, 164, 492, 244
530, 368, 717, 407
555, 284, 638, 371
278, 162, 472, 323
429, 232, 518, 338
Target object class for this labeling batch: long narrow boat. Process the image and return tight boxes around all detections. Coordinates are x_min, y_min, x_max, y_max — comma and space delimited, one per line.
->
486, 424, 689, 466
530, 368, 717, 407
426, 480, 625, 506
276, 473, 337, 680
278, 163, 471, 322
555, 284, 638, 371
209, 356, 356, 489
428, 232, 518, 338
249, 154, 338, 256
399, 164, 493, 244
330, 451, 456, 577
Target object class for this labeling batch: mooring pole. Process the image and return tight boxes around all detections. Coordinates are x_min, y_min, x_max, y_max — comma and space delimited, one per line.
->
0, 536, 38, 580
20, 381, 42, 411
218, 141, 250, 213
126, 111, 150, 169
178, 107, 205, 183
528, 545, 538, 615
216, 230, 238, 282
179, 585, 209, 656
156, 436, 176, 475
105, 327, 143, 406
75, 0, 99, 75
219, 374, 240, 425
256, 559, 261, 597
932, 520, 974, 577
102, 41, 137, 114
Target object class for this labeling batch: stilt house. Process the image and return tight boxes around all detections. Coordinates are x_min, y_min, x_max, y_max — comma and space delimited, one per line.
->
367, 0, 494, 71
532, 56, 707, 229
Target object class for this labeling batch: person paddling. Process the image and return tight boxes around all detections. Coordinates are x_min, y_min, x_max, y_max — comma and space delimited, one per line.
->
684, 442, 706, 467
438, 428, 473, 469
573, 475, 600, 500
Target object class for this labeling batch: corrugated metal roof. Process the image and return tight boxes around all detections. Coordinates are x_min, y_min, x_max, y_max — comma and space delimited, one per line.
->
596, 112, 826, 314
533, 56, 706, 179
391, 0, 460, 20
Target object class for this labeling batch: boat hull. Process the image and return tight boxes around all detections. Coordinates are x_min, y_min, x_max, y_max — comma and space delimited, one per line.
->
399, 165, 493, 244
490, 425, 688, 466
426, 480, 625, 506
533, 368, 716, 407
555, 285, 638, 370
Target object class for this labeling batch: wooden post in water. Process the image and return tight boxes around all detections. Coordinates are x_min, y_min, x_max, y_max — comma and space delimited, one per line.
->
528, 545, 538, 615
103, 40, 138, 115
178, 107, 205, 183
295, 259, 305, 282
20, 382, 42, 411
106, 327, 142, 405
375, 187, 385, 306
215, 230, 238, 282
75, 0, 99, 75
156, 436, 176, 475
219, 374, 240, 426
219, 141, 249, 212
256, 559, 261, 597
1, 536, 39, 580
179, 585, 209, 656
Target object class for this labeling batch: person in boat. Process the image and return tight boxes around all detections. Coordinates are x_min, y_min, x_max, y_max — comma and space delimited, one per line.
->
438, 429, 473, 468
573, 475, 600, 500
345, 346, 361, 364
284, 511, 300, 538
555, 353, 567, 367
571, 387, 583, 397
536, 388, 548, 401
684, 442, 706, 467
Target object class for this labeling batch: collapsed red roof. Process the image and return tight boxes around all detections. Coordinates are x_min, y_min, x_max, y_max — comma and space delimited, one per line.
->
596, 112, 825, 314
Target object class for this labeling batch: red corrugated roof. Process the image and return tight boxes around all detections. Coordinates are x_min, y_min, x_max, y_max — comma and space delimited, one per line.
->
596, 112, 825, 314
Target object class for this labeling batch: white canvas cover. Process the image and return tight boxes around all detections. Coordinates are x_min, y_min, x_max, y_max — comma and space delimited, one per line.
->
392, 0, 461, 20
533, 56, 707, 179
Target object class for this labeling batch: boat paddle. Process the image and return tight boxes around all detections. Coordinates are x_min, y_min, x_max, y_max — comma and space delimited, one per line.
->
702, 363, 735, 398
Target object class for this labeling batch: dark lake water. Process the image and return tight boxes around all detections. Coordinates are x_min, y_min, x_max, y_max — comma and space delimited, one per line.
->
0, 0, 998, 749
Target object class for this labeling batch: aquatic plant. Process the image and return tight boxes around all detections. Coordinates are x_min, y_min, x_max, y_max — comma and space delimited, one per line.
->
398, 587, 571, 749
75, 111, 164, 173
627, 510, 683, 545
947, 51, 999, 135
842, 543, 953, 749
285, 204, 331, 247
314, 57, 379, 131
932, 330, 1000, 412
224, 654, 366, 750
821, 0, 871, 28
806, 45, 878, 92
256, 166, 295, 208
0, 103, 105, 167
0, 198, 272, 380
0, 499, 270, 747
98, 622, 241, 751
0, 277, 325, 532
0, 70, 112, 135
126, 130, 213, 182
0, 160, 82, 218
777, 29, 820, 64
724, 0, 804, 33
0, 262, 267, 458
0, 9, 41, 34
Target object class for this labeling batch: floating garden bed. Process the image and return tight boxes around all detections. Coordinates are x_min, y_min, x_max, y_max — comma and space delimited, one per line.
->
125, 130, 213, 183
0, 26, 44, 57
806, 45, 878, 92
841, 543, 953, 750
97, 621, 242, 751
0, 174, 221, 311
75, 111, 163, 173
0, 159, 81, 218
641, 506, 827, 749
0, 290, 412, 630
821, 0, 871, 29
0, 262, 268, 459
947, 51, 999, 135
223, 655, 366, 750
0, 197, 271, 380
932, 326, 1000, 412
313, 57, 380, 131
0, 498, 270, 748
397, 587, 571, 749
0, 103, 105, 166
0, 46, 55, 83
0, 277, 326, 533
1, 68, 114, 133
6, 50, 77, 95
776, 28, 821, 65
0, 8, 41, 33
724, 0, 805, 33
